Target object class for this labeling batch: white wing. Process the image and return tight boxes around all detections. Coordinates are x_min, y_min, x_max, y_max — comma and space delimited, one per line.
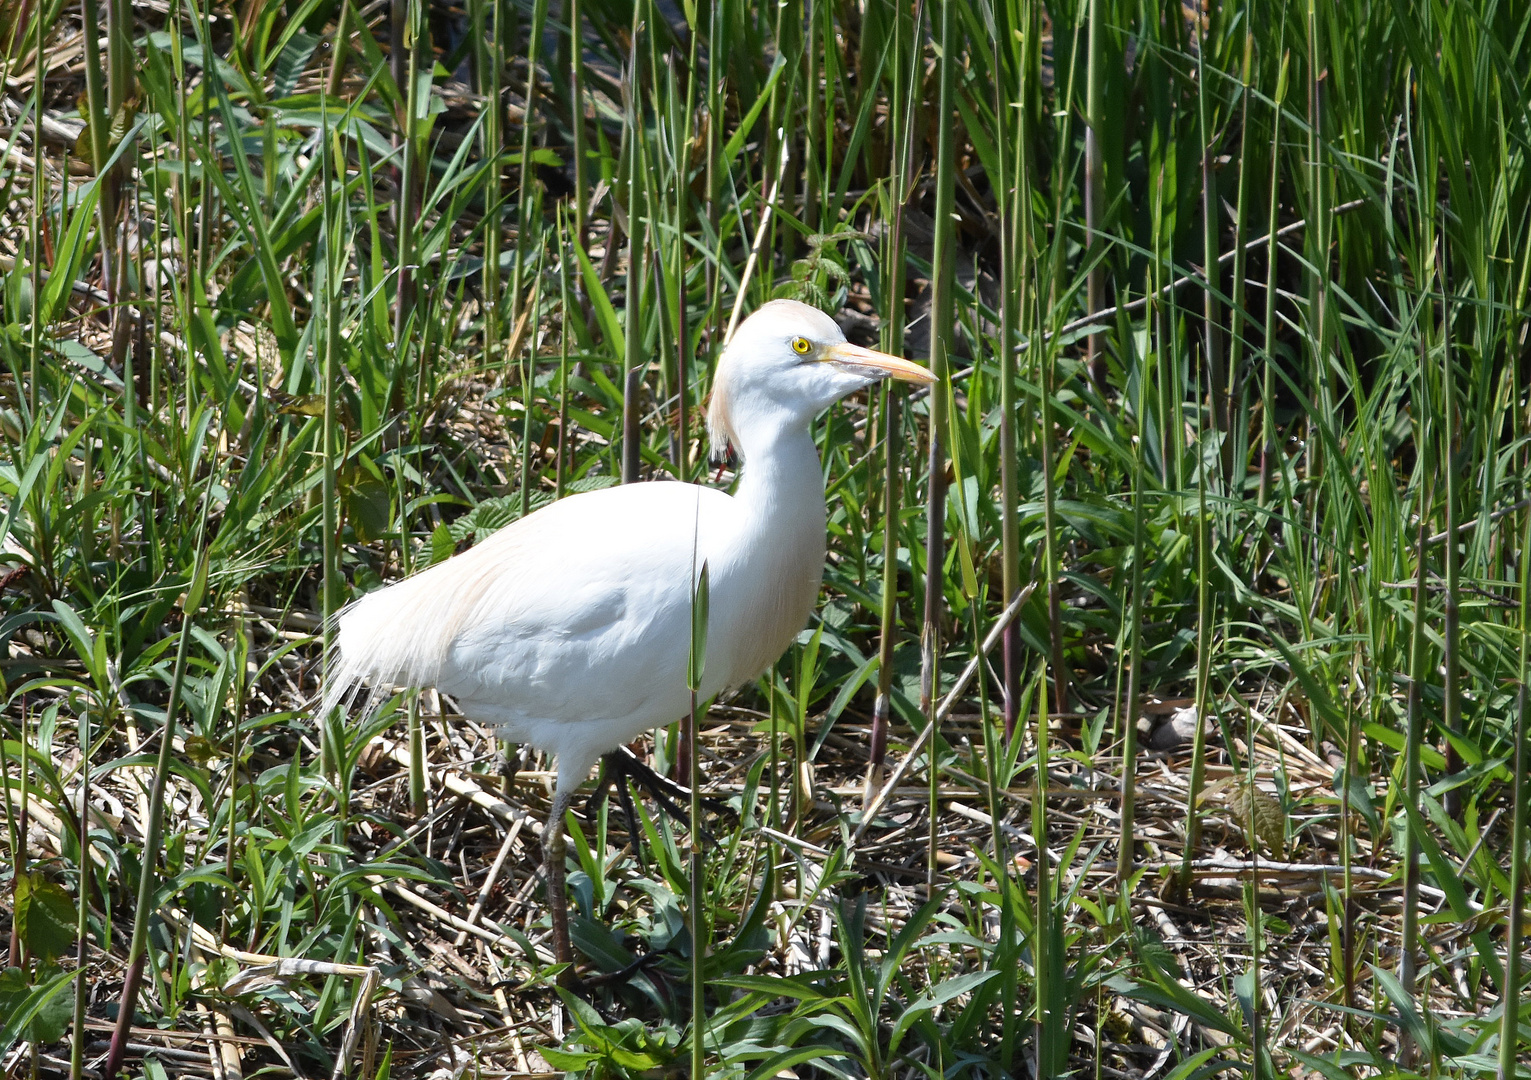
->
326, 482, 733, 754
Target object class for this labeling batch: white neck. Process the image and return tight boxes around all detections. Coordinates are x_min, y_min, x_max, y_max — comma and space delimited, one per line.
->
731, 413, 826, 531
706, 412, 828, 688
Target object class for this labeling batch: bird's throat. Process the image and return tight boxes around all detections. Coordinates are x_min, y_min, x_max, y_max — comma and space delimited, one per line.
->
714, 423, 828, 685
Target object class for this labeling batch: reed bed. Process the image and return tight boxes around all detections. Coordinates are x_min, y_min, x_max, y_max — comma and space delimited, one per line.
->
0, 0, 1528, 1077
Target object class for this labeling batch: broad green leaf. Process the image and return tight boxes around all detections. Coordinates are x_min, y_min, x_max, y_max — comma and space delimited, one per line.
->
0, 966, 76, 1053
14, 873, 77, 963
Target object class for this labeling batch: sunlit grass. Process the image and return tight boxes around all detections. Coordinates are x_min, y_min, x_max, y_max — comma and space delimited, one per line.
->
0, 0, 1528, 1077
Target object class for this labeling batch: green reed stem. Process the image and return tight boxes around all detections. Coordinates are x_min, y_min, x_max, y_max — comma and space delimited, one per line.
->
1401, 480, 1430, 1006
1119, 298, 1150, 895
393, 0, 422, 345
1083, 0, 1102, 385
1440, 232, 1462, 817
319, 88, 343, 779
1181, 373, 1214, 895
473, 0, 502, 357
569, 0, 587, 250
1501, 503, 1531, 1080
70, 706, 89, 1080
922, 0, 957, 891
1258, 52, 1288, 509
620, 11, 642, 484
557, 206, 572, 498
26, 0, 43, 425
675, 2, 699, 482
514, 0, 548, 330
869, 0, 917, 786
1197, 19, 1223, 482
995, 0, 1021, 742
1227, 31, 1253, 486
687, 557, 708, 1080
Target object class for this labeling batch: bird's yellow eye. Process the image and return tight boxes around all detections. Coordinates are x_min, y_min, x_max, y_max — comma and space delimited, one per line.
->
791, 336, 812, 355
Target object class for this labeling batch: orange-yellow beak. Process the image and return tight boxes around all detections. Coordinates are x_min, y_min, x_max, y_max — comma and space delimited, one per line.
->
821, 342, 938, 384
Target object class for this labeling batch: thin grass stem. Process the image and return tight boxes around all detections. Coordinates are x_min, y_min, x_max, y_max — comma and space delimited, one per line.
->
922, 0, 958, 892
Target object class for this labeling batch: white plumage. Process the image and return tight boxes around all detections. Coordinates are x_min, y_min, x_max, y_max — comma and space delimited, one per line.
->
322, 299, 934, 973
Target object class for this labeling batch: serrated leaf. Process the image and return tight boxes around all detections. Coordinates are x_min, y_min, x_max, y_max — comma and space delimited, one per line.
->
272, 31, 319, 98
448, 492, 563, 543
429, 523, 456, 566
565, 475, 620, 494
108, 95, 139, 147
1229, 780, 1286, 859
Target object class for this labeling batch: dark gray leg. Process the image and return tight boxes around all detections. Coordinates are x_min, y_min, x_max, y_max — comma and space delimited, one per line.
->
542, 787, 576, 986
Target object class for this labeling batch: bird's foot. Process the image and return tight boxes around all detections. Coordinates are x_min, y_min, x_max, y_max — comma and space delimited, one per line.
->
587, 747, 733, 838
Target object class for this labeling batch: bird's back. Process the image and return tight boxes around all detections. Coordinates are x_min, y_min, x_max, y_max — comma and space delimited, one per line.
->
329, 485, 789, 751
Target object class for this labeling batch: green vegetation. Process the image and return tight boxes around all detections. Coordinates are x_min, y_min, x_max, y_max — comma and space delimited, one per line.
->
1, 0, 1528, 1077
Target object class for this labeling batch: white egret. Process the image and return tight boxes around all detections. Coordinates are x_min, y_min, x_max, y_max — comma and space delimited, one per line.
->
322, 299, 934, 972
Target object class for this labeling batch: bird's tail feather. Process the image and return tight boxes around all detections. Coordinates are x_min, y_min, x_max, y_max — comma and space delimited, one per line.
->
316, 573, 460, 723
316, 607, 371, 726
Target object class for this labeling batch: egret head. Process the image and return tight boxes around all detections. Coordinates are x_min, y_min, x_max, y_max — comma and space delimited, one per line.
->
708, 299, 935, 458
